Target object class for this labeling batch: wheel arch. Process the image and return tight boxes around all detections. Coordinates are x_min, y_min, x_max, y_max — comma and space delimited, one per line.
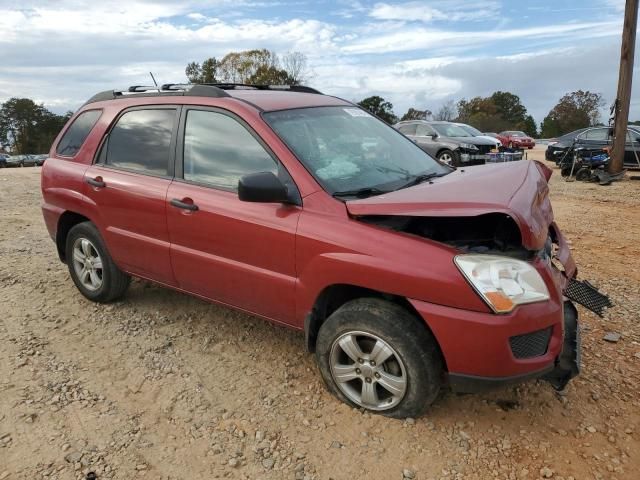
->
56, 211, 92, 262
304, 284, 447, 370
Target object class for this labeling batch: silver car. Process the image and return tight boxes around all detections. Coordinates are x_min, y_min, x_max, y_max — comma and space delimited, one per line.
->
395, 120, 497, 167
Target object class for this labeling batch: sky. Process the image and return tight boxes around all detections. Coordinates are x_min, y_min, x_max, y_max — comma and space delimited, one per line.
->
0, 0, 638, 126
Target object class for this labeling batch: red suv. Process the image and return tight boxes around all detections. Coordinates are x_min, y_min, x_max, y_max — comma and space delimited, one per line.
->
42, 84, 588, 418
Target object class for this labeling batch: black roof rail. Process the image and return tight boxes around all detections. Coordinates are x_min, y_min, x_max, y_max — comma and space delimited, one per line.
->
82, 83, 321, 106
83, 84, 231, 105
201, 83, 323, 94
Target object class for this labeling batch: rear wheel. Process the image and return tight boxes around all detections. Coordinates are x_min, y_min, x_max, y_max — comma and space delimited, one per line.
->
575, 168, 592, 182
560, 166, 574, 178
316, 298, 443, 418
437, 149, 456, 167
66, 222, 130, 303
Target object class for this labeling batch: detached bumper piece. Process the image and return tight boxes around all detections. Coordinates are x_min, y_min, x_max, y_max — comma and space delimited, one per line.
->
543, 302, 581, 391
564, 278, 613, 317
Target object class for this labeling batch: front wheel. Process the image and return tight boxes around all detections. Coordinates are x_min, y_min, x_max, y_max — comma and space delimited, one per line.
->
315, 298, 443, 418
66, 222, 130, 303
437, 149, 456, 167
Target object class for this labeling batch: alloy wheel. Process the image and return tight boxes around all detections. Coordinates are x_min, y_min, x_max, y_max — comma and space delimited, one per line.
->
438, 152, 453, 166
72, 237, 104, 291
329, 331, 407, 411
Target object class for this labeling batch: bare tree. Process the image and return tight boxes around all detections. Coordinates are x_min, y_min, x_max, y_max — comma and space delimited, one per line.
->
281, 51, 310, 85
433, 100, 457, 121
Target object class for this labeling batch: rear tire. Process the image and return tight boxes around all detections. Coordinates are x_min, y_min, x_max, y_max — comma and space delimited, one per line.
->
315, 298, 443, 418
575, 168, 592, 182
560, 166, 574, 178
65, 222, 130, 303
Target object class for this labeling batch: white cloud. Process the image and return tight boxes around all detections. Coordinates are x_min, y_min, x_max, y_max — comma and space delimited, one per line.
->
342, 20, 622, 54
370, 1, 500, 23
0, 0, 637, 125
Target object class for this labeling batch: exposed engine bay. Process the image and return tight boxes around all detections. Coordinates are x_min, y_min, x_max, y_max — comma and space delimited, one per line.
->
358, 213, 534, 258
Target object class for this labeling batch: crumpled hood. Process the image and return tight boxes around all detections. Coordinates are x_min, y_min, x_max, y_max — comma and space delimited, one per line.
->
346, 161, 554, 251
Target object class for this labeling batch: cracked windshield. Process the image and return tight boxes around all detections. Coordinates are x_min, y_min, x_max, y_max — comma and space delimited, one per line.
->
264, 106, 449, 196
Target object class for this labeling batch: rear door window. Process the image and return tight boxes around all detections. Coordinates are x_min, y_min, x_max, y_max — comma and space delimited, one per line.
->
105, 109, 177, 176
397, 124, 416, 135
584, 128, 609, 141
56, 110, 102, 157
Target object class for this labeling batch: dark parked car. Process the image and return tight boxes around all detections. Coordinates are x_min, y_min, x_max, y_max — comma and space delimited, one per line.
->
394, 120, 497, 166
7, 154, 39, 167
42, 83, 586, 418
545, 126, 640, 168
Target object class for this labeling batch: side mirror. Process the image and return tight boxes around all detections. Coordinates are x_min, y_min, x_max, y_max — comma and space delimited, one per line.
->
431, 133, 438, 140
238, 171, 289, 203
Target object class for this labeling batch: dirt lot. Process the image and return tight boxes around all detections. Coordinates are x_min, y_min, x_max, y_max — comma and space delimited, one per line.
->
1, 148, 639, 480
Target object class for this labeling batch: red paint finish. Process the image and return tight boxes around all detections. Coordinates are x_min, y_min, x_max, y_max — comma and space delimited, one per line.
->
499, 132, 536, 149
346, 161, 554, 250
166, 181, 301, 323
42, 89, 578, 382
82, 165, 176, 285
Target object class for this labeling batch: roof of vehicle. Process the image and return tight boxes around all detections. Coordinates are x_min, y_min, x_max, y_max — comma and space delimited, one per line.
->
228, 90, 351, 111
84, 83, 352, 112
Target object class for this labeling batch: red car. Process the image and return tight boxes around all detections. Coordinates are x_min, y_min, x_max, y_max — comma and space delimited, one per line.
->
42, 84, 586, 418
498, 131, 536, 149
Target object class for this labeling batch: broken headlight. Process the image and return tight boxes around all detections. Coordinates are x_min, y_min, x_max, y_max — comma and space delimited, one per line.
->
459, 143, 479, 151
454, 255, 550, 313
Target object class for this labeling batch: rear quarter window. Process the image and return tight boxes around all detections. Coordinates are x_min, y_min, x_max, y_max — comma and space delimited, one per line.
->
56, 110, 102, 157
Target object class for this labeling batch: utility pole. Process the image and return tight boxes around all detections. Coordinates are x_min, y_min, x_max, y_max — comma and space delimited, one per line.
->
609, 0, 639, 174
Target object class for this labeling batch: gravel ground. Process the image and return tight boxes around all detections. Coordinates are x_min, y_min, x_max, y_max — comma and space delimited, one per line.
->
1, 148, 639, 480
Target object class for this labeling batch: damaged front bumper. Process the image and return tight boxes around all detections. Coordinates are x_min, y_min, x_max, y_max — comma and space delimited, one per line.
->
440, 224, 611, 394
542, 301, 581, 391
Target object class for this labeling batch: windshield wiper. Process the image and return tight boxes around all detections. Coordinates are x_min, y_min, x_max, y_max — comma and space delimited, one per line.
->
332, 187, 390, 199
396, 172, 448, 191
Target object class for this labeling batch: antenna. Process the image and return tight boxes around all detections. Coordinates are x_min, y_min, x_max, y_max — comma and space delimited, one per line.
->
149, 72, 158, 87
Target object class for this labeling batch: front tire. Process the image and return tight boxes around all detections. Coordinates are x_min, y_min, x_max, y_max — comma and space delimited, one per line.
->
316, 298, 443, 418
437, 149, 456, 167
65, 222, 130, 303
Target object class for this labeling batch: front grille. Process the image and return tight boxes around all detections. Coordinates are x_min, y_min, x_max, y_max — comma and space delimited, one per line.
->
509, 327, 552, 359
476, 144, 493, 154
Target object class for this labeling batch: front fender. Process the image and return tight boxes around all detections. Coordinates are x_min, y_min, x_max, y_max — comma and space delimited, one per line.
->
295, 247, 490, 325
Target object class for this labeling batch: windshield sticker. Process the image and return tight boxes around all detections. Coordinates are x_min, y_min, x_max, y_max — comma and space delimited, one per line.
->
343, 108, 370, 117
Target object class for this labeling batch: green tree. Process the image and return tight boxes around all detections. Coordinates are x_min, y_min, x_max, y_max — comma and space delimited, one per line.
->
400, 108, 427, 121
490, 91, 527, 125
357, 96, 397, 124
540, 90, 604, 138
521, 115, 538, 138
457, 92, 535, 135
185, 58, 219, 83
0, 98, 70, 154
187, 49, 309, 85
